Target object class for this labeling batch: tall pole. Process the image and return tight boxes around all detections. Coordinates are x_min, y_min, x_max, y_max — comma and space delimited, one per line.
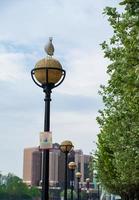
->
76, 172, 81, 200
97, 184, 100, 200
77, 178, 80, 200
71, 169, 74, 200
60, 142, 74, 200
68, 162, 76, 200
64, 152, 68, 200
42, 87, 51, 200
87, 191, 89, 200
86, 178, 90, 200
31, 38, 66, 200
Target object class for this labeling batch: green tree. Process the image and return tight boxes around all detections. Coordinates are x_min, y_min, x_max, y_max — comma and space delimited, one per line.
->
91, 1, 139, 200
0, 173, 40, 199
29, 186, 40, 198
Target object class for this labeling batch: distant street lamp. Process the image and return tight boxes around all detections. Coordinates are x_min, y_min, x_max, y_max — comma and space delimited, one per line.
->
93, 169, 101, 200
68, 162, 77, 200
76, 172, 82, 200
86, 178, 90, 200
31, 38, 66, 200
59, 140, 74, 200
97, 183, 100, 200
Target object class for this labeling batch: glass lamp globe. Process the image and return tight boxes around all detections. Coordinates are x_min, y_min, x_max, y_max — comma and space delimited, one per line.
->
59, 140, 74, 153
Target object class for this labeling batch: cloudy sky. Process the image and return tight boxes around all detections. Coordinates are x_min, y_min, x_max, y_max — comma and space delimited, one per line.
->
0, 0, 121, 177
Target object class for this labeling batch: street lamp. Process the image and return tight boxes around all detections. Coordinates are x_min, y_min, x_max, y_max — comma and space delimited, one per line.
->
97, 183, 100, 200
68, 162, 76, 200
59, 140, 74, 200
93, 170, 101, 200
31, 38, 66, 200
86, 178, 90, 200
76, 172, 82, 200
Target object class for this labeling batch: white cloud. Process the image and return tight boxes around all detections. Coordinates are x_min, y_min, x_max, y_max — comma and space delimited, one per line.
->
0, 0, 117, 46
51, 111, 99, 154
0, 52, 27, 81
57, 48, 109, 97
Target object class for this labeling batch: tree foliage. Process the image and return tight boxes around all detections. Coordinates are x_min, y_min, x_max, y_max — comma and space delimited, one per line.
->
0, 173, 40, 200
91, 1, 139, 200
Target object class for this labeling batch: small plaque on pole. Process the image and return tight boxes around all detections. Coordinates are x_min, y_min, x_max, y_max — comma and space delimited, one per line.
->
40, 131, 52, 149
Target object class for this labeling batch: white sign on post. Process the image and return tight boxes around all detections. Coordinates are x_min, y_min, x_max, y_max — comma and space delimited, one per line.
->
40, 131, 52, 149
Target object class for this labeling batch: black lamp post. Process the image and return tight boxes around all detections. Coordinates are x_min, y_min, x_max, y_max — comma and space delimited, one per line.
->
59, 140, 74, 200
68, 162, 76, 200
86, 178, 90, 200
93, 169, 101, 200
31, 38, 66, 200
97, 183, 100, 200
76, 172, 82, 200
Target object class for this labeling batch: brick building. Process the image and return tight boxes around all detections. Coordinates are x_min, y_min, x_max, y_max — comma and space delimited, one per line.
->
23, 143, 90, 188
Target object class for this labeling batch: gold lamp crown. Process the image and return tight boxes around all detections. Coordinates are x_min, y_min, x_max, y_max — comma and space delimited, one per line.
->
59, 140, 74, 153
76, 172, 82, 179
86, 178, 90, 182
68, 162, 77, 170
34, 38, 63, 85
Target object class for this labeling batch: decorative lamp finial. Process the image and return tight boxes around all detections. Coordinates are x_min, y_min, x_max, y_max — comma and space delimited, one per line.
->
44, 37, 54, 56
